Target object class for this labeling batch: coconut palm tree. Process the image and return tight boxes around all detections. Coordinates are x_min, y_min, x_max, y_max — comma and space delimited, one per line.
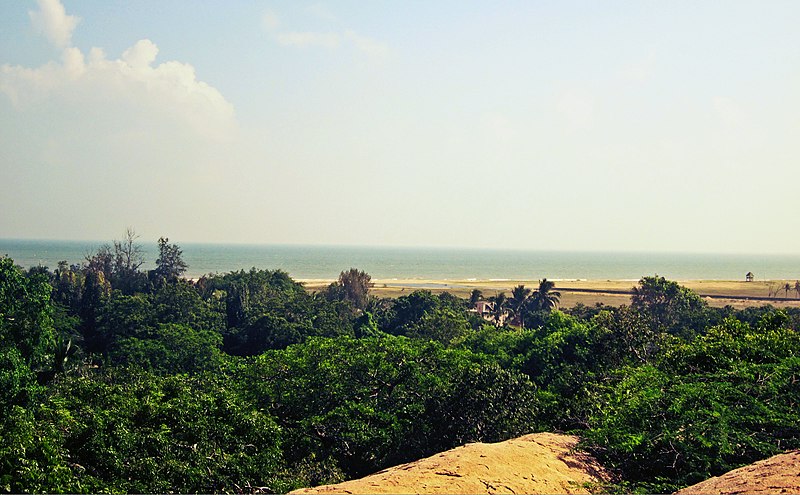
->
509, 284, 531, 329
469, 289, 484, 306
489, 292, 508, 327
531, 278, 561, 312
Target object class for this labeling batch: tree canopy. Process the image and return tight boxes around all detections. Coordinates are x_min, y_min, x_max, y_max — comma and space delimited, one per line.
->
0, 253, 798, 494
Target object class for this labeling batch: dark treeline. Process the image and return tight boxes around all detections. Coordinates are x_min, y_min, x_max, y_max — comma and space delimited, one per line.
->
1, 234, 799, 493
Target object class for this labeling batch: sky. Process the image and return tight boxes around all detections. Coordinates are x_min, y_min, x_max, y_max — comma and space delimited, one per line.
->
1, 0, 799, 254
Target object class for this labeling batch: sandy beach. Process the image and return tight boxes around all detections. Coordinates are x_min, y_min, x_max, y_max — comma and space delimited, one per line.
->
300, 278, 800, 309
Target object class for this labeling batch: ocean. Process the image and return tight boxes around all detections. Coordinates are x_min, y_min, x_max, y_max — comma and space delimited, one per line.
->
0, 239, 798, 281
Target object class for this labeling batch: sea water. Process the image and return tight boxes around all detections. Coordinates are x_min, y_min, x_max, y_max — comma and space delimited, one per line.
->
0, 238, 798, 281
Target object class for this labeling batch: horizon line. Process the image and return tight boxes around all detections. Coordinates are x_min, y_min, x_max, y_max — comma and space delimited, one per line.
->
1, 236, 799, 258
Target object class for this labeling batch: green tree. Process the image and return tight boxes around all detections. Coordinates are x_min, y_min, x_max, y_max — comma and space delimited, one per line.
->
52, 260, 83, 312
0, 257, 55, 369
109, 323, 223, 373
382, 290, 471, 345
469, 289, 483, 306
7, 368, 292, 493
78, 269, 111, 354
84, 244, 115, 277
152, 280, 224, 333
508, 285, 531, 329
383, 290, 440, 333
489, 292, 508, 327
405, 307, 471, 346
245, 335, 538, 480
530, 278, 561, 312
154, 237, 188, 282
631, 276, 707, 337
593, 306, 664, 365
0, 347, 37, 408
585, 318, 800, 493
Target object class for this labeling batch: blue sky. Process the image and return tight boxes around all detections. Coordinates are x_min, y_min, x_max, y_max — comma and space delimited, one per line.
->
2, 1, 799, 253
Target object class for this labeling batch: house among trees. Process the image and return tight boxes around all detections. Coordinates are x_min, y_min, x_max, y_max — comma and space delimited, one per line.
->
745, 272, 754, 282
471, 300, 494, 318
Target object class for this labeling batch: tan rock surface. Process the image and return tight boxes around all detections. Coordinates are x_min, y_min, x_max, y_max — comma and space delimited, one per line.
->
290, 432, 609, 494
675, 450, 800, 495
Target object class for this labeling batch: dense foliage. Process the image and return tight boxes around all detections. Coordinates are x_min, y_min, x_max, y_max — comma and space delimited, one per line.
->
1, 240, 798, 494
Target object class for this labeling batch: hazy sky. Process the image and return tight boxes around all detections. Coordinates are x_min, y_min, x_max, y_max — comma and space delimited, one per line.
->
2, 1, 799, 253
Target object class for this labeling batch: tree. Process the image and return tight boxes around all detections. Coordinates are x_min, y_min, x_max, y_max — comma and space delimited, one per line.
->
795, 281, 800, 299
78, 268, 111, 354
531, 278, 561, 312
247, 335, 538, 479
405, 307, 470, 346
113, 228, 144, 274
631, 276, 707, 337
489, 293, 508, 327
13, 368, 290, 493
53, 260, 83, 311
508, 285, 531, 329
335, 268, 372, 311
154, 237, 188, 282
0, 257, 55, 368
109, 323, 223, 373
469, 289, 483, 306
586, 318, 800, 493
84, 244, 114, 276
112, 228, 146, 294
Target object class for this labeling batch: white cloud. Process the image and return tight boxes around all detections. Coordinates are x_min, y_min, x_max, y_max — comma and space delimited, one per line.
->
28, 0, 80, 49
2, 2, 236, 142
276, 31, 341, 49
263, 9, 387, 56
272, 29, 388, 56
1, 0, 247, 243
121, 39, 159, 69
344, 30, 389, 57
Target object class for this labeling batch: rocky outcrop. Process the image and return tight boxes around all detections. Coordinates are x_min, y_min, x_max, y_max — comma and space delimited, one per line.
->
675, 450, 800, 495
290, 432, 609, 494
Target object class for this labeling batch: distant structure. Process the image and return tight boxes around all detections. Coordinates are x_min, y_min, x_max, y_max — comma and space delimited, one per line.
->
471, 300, 494, 318
745, 272, 754, 282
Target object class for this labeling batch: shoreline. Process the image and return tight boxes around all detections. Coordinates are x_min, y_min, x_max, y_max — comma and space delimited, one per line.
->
298, 278, 800, 309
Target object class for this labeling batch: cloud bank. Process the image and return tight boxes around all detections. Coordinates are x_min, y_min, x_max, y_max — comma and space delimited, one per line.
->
2, 0, 236, 141
28, 0, 79, 49
0, 0, 243, 242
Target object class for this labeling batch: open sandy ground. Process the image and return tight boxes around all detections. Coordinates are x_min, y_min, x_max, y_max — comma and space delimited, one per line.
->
300, 279, 800, 309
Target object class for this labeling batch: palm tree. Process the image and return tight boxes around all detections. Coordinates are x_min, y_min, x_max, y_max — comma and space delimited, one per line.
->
531, 278, 561, 312
509, 284, 531, 329
469, 289, 484, 306
489, 292, 508, 327
784, 283, 792, 298
795, 281, 800, 299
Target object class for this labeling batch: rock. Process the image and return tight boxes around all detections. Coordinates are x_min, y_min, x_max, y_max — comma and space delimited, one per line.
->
290, 432, 609, 494
675, 450, 800, 495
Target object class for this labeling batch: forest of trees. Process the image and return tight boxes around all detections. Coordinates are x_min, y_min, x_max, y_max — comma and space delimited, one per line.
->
1, 235, 799, 493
